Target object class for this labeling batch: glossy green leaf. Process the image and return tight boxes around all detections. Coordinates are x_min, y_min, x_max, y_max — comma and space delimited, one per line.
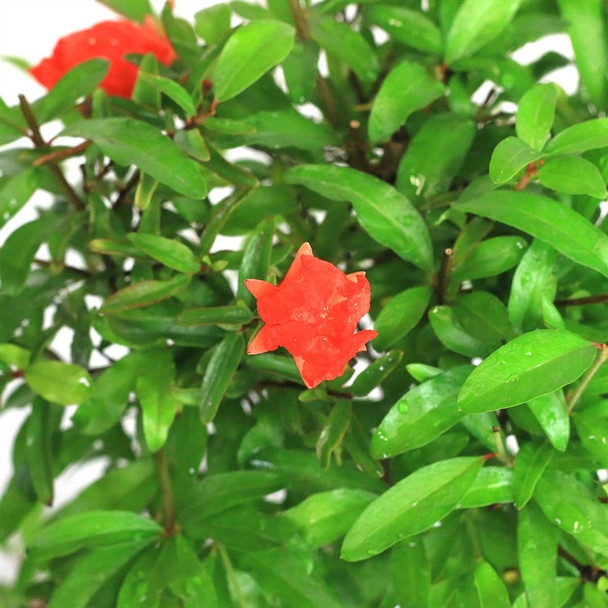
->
373, 366, 471, 458
489, 137, 544, 184
98, 0, 152, 22
0, 167, 41, 229
545, 118, 608, 155
474, 561, 511, 608
28, 510, 162, 561
285, 165, 433, 272
455, 191, 608, 278
26, 399, 54, 505
350, 351, 402, 396
458, 467, 513, 508
458, 330, 596, 413
535, 468, 608, 556
283, 489, 376, 549
174, 128, 210, 163
367, 5, 442, 54
513, 442, 554, 509
341, 457, 483, 561
537, 157, 607, 199
429, 306, 492, 357
62, 118, 208, 198
518, 502, 558, 608
282, 41, 319, 104
528, 391, 570, 452
213, 20, 295, 102
194, 4, 231, 43
178, 303, 253, 327
309, 16, 379, 82
0, 343, 30, 369
203, 116, 257, 135
574, 403, 608, 466
137, 72, 197, 116
453, 292, 514, 345
558, 0, 606, 108
508, 239, 557, 332
127, 233, 200, 273
199, 333, 244, 423
368, 61, 445, 143
100, 274, 191, 314
452, 236, 527, 281
25, 360, 91, 406
374, 286, 431, 352
136, 351, 177, 452
47, 543, 148, 608
445, 0, 523, 64
391, 538, 431, 608
396, 113, 475, 200
516, 83, 559, 151
316, 401, 352, 469
237, 218, 274, 306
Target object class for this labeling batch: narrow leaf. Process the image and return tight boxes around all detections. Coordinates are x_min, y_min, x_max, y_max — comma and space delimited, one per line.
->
26, 360, 91, 406
489, 137, 544, 184
516, 83, 558, 151
513, 442, 554, 509
537, 156, 607, 199
127, 233, 200, 274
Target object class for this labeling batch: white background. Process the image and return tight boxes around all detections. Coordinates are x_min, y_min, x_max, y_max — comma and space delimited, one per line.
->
0, 0, 581, 587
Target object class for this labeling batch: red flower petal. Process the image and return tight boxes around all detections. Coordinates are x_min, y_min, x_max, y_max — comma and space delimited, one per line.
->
30, 20, 176, 98
245, 242, 377, 388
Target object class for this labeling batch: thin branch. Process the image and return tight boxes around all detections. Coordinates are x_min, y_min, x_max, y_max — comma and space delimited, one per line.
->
555, 294, 608, 307
288, 0, 310, 41
567, 344, 608, 415
154, 449, 178, 536
437, 248, 454, 304
33, 140, 91, 166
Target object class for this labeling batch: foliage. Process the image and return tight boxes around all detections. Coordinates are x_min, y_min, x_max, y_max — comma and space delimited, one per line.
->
1, 0, 608, 606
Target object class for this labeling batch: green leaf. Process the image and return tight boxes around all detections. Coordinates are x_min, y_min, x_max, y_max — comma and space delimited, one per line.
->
178, 303, 253, 327
508, 239, 557, 333
372, 366, 471, 458
237, 218, 274, 306
62, 118, 208, 198
489, 137, 544, 184
537, 157, 607, 199
194, 4, 231, 43
368, 61, 445, 143
374, 286, 431, 352
179, 471, 283, 523
134, 172, 158, 211
516, 83, 559, 151
309, 16, 379, 82
396, 113, 476, 200
458, 330, 596, 413
445, 0, 523, 64
47, 543, 147, 608
283, 489, 377, 549
240, 549, 343, 608
558, 0, 606, 108
391, 539, 431, 608
203, 116, 257, 135
474, 561, 511, 608
137, 72, 197, 116
513, 442, 554, 509
25, 360, 91, 406
366, 5, 442, 54
316, 401, 352, 469
0, 167, 41, 229
285, 165, 433, 272
574, 403, 608, 467
528, 391, 570, 452
455, 191, 608, 278
458, 467, 513, 508
545, 118, 608, 155
132, 52, 161, 110
100, 274, 192, 314
535, 468, 608, 556
0, 343, 30, 369
452, 236, 527, 281
518, 502, 558, 608
174, 129, 210, 163
350, 351, 403, 396
213, 20, 295, 102
282, 41, 319, 104
453, 292, 514, 345
127, 233, 200, 274
26, 399, 54, 505
28, 510, 161, 561
97, 0, 152, 22
34, 59, 109, 123
136, 351, 177, 452
341, 457, 483, 561
199, 333, 244, 423
429, 306, 493, 357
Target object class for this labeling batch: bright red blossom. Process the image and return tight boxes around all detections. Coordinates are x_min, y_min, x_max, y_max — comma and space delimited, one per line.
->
245, 243, 377, 389
30, 20, 176, 99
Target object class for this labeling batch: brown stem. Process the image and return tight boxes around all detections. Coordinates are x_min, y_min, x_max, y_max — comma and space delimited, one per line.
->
288, 0, 310, 41
567, 344, 608, 415
33, 140, 91, 166
113, 171, 140, 207
154, 449, 177, 536
555, 293, 608, 307
315, 75, 339, 128
18, 94, 85, 211
437, 248, 454, 304
514, 160, 543, 191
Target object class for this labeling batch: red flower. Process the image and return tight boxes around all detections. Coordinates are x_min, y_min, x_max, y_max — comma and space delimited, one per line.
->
30, 20, 176, 99
245, 243, 377, 389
